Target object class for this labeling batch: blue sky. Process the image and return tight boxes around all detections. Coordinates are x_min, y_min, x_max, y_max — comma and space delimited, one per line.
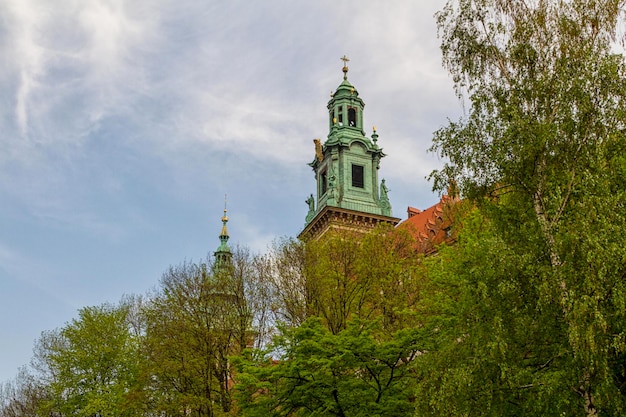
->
0, 0, 460, 382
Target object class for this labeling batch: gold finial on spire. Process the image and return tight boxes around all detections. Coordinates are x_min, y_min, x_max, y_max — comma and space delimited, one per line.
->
340, 55, 350, 79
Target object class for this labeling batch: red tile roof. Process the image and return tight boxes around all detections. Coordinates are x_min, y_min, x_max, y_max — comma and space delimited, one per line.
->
398, 194, 457, 253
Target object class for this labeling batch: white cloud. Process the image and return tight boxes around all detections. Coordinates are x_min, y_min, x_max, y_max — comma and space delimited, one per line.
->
3, 0, 43, 138
0, 0, 458, 235
2, 0, 159, 144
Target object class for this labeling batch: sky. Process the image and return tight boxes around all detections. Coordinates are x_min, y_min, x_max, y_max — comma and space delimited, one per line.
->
0, 0, 461, 382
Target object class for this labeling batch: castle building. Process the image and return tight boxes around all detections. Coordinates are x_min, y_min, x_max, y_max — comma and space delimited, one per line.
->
299, 57, 400, 240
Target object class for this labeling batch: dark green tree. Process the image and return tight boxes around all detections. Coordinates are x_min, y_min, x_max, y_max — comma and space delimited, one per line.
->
415, 207, 576, 415
235, 317, 422, 417
424, 0, 626, 414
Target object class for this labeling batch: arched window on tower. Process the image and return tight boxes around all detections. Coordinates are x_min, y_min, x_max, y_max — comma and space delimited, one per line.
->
337, 107, 343, 126
348, 107, 357, 127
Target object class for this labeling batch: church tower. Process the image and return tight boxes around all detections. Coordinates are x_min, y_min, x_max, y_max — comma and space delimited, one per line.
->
299, 57, 400, 240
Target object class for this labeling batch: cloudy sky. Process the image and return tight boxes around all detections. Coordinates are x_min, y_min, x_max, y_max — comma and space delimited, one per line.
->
0, 0, 460, 382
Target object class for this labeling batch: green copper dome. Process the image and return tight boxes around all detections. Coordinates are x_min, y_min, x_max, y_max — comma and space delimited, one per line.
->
333, 78, 359, 99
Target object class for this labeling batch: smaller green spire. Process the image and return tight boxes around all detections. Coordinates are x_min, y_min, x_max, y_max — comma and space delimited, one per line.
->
215, 196, 232, 268
217, 207, 231, 253
213, 196, 234, 282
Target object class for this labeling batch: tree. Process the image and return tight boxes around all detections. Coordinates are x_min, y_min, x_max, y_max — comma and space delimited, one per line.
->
235, 317, 423, 417
234, 228, 430, 416
303, 227, 424, 334
0, 367, 46, 417
33, 303, 142, 417
238, 246, 280, 350
263, 237, 310, 329
415, 207, 578, 416
142, 253, 253, 417
254, 230, 420, 335
426, 0, 626, 414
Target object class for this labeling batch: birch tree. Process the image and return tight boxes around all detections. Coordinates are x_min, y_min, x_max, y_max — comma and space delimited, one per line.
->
428, 0, 626, 414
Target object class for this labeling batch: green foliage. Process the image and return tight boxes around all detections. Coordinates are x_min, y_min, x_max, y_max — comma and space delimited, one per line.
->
416, 204, 626, 415
10, 4, 626, 415
415, 208, 574, 415
425, 0, 626, 414
304, 226, 423, 334
233, 229, 428, 417
142, 256, 252, 416
35, 303, 142, 417
263, 237, 310, 328
235, 317, 422, 417
432, 0, 626, 205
